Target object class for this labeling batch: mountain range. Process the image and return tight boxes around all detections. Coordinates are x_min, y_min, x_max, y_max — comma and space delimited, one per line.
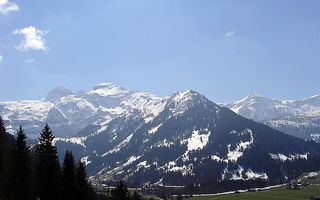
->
220, 94, 320, 141
1, 82, 319, 187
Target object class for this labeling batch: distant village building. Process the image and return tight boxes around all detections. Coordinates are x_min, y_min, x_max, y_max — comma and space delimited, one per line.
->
306, 172, 319, 179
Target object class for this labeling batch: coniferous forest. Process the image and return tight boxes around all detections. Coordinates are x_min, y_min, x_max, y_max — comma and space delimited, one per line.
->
0, 116, 143, 200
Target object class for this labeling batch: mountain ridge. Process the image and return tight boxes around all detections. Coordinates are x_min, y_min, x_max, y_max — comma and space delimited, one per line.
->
1, 82, 320, 187
221, 94, 320, 140
1, 83, 318, 141
0, 82, 167, 138
52, 90, 320, 187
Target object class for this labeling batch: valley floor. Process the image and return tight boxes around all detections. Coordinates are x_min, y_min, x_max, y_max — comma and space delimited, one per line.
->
170, 171, 320, 200
185, 184, 320, 200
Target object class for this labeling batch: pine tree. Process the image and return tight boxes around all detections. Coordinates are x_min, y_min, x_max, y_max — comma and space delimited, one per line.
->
0, 115, 12, 199
7, 126, 32, 200
75, 160, 96, 200
111, 181, 131, 200
75, 160, 88, 199
176, 194, 183, 200
61, 150, 76, 200
0, 116, 6, 198
34, 124, 61, 200
131, 190, 143, 200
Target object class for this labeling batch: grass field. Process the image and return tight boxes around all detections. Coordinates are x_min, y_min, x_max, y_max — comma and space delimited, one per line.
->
180, 172, 320, 200
145, 195, 163, 200
185, 185, 320, 200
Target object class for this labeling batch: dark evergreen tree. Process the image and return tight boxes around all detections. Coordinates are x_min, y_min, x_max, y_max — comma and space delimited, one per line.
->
111, 181, 131, 200
0, 116, 6, 198
176, 194, 183, 200
61, 150, 76, 200
0, 116, 12, 199
75, 160, 96, 200
131, 190, 143, 200
7, 126, 32, 200
96, 193, 112, 200
34, 124, 61, 200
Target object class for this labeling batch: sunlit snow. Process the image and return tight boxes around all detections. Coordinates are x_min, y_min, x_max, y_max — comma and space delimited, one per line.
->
269, 152, 309, 162
222, 165, 268, 181
81, 156, 91, 165
185, 130, 211, 152
225, 129, 254, 163
148, 123, 162, 135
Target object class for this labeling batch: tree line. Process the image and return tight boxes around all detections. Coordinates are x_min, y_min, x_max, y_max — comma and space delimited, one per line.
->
0, 116, 96, 200
0, 116, 146, 200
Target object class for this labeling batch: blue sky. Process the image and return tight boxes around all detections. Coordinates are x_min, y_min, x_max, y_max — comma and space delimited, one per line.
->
0, 0, 319, 102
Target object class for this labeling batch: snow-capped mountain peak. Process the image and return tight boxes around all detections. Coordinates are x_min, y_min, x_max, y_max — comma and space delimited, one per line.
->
51, 89, 320, 187
93, 81, 119, 89
0, 82, 168, 138
234, 93, 273, 106
1, 83, 320, 187
1, 82, 319, 143
170, 90, 208, 104
223, 94, 320, 119
89, 82, 132, 97
220, 94, 320, 140
167, 90, 209, 116
300, 94, 320, 107
221, 94, 281, 121
45, 86, 74, 103
244, 93, 263, 99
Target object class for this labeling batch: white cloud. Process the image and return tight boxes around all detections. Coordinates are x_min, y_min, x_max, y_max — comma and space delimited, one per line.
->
225, 31, 235, 38
0, 54, 2, 64
24, 58, 34, 63
0, 0, 19, 14
13, 26, 49, 51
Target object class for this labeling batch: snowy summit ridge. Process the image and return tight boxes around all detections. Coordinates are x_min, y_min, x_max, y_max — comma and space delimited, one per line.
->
0, 82, 319, 186
0, 82, 168, 138
0, 83, 318, 141
221, 94, 320, 140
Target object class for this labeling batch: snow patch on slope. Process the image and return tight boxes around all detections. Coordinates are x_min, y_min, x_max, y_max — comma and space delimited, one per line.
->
222, 165, 268, 181
104, 155, 142, 178
311, 133, 320, 143
148, 123, 162, 135
225, 129, 254, 163
269, 153, 309, 162
183, 129, 211, 152
81, 156, 91, 165
163, 161, 194, 176
53, 137, 87, 147
101, 133, 133, 157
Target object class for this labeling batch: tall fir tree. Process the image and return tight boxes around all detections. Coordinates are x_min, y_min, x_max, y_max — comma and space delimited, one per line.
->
0, 116, 6, 198
34, 124, 61, 200
61, 150, 76, 200
176, 194, 183, 200
7, 126, 32, 200
0, 115, 12, 199
131, 190, 143, 200
75, 160, 96, 200
111, 181, 131, 200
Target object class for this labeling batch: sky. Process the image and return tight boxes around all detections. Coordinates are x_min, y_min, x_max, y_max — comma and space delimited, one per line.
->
0, 0, 319, 103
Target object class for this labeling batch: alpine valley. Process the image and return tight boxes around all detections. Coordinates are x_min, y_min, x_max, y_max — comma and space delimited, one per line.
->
1, 82, 320, 189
